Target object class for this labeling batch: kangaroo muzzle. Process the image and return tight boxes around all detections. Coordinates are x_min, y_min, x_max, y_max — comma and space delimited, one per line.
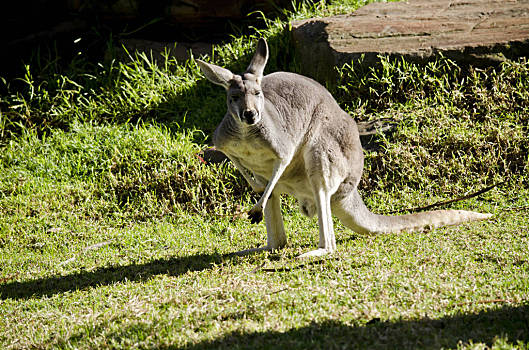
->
242, 109, 259, 125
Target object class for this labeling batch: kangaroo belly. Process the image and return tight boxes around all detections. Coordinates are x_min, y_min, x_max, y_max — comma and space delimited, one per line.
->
276, 179, 313, 198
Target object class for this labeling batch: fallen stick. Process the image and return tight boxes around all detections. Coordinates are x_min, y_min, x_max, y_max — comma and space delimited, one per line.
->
384, 182, 503, 215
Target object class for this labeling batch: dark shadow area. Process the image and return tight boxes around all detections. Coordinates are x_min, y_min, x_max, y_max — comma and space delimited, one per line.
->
0, 251, 235, 300
0, 0, 294, 80
0, 239, 351, 300
165, 304, 529, 349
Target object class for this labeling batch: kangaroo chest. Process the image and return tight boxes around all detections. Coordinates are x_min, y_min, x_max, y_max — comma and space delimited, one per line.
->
214, 113, 313, 200
223, 136, 278, 178
219, 131, 313, 202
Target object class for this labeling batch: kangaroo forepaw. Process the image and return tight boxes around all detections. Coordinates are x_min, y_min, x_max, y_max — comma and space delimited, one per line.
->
248, 208, 263, 224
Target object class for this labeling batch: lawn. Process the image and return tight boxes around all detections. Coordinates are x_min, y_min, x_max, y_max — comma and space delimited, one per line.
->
0, 1, 528, 349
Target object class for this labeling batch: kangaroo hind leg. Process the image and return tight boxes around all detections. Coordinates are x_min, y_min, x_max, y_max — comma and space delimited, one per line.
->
297, 174, 337, 259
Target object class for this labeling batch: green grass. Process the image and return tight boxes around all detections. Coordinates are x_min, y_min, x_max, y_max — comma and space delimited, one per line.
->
1, 0, 528, 349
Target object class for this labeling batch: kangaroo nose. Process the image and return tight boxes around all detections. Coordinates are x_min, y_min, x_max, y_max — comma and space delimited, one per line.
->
243, 109, 257, 124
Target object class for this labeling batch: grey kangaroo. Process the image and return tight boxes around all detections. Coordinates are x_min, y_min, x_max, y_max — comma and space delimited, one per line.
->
197, 38, 492, 258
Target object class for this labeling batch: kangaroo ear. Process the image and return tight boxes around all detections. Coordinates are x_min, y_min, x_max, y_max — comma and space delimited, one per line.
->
197, 60, 234, 89
246, 38, 269, 79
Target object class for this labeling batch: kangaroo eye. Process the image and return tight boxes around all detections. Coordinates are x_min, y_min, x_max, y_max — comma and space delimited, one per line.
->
254, 91, 262, 96
230, 95, 240, 102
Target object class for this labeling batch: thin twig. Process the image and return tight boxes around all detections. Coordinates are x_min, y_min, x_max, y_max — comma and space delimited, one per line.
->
262, 259, 329, 272
384, 182, 503, 215
268, 287, 290, 295
502, 205, 529, 212
82, 240, 112, 252
59, 240, 114, 266
250, 262, 266, 273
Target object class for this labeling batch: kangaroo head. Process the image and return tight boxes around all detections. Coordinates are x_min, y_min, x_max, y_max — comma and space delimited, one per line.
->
197, 38, 269, 125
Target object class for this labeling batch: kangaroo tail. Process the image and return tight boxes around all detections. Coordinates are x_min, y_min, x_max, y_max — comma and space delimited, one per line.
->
333, 190, 492, 235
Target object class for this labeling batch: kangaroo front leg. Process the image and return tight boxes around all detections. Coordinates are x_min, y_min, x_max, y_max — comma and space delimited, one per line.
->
248, 159, 289, 224
233, 192, 286, 256
297, 186, 336, 259
264, 193, 287, 249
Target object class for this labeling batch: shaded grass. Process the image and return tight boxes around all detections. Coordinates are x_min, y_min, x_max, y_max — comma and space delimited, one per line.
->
333, 56, 529, 200
169, 307, 529, 350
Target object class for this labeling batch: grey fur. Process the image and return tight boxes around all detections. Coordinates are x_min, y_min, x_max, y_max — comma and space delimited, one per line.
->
197, 38, 492, 258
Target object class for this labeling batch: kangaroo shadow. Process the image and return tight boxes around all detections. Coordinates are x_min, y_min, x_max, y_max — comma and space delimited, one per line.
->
0, 251, 234, 300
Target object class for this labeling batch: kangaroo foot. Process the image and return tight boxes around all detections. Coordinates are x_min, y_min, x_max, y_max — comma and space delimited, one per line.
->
296, 248, 333, 259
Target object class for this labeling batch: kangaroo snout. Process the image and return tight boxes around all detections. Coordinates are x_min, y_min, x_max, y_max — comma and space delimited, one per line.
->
242, 109, 259, 124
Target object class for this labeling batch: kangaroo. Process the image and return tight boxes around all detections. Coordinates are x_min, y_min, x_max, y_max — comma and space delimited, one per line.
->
197, 38, 492, 258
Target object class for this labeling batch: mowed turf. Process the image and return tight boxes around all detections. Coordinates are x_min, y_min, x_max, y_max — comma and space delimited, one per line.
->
1, 1, 528, 348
